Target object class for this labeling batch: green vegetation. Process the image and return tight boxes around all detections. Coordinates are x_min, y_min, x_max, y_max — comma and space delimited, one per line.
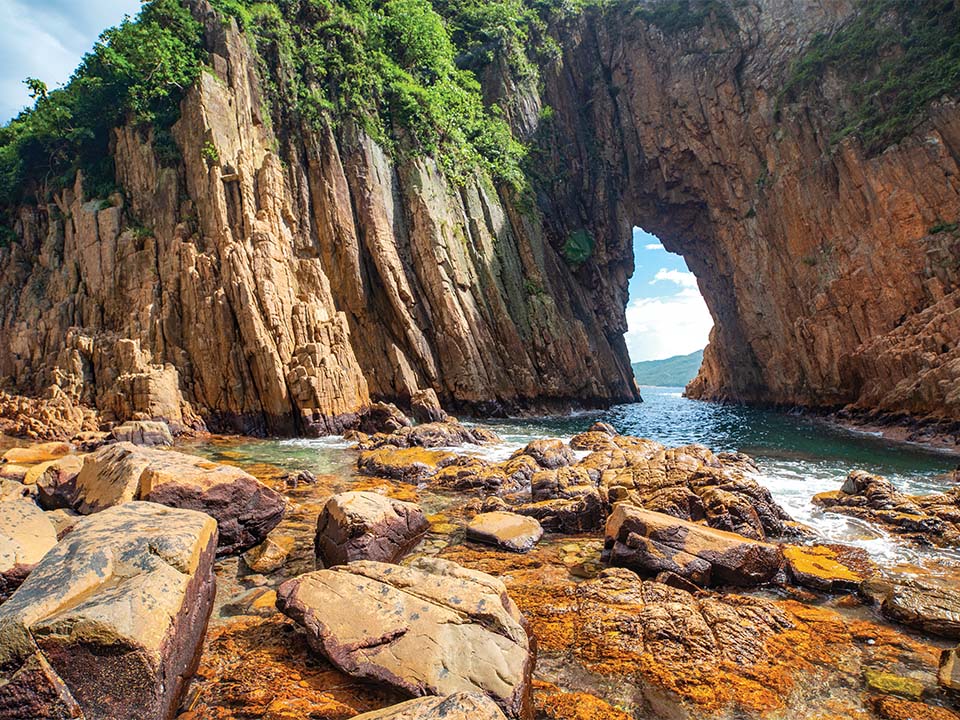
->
632, 349, 704, 387
633, 0, 737, 35
562, 228, 595, 265
930, 219, 959, 234
779, 0, 960, 154
0, 0, 204, 207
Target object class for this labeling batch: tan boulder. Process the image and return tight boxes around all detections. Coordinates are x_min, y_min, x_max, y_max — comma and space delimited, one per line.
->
2, 442, 72, 466
603, 504, 783, 587
243, 531, 296, 574
110, 420, 174, 446
39, 443, 285, 555
0, 502, 217, 719
315, 491, 429, 567
22, 456, 83, 487
782, 544, 871, 593
513, 439, 576, 469
358, 447, 457, 482
0, 499, 58, 600
353, 693, 508, 719
467, 512, 544, 553
278, 558, 535, 718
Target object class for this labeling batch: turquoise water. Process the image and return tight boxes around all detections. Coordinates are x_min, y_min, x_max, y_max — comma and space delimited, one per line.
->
193, 387, 960, 568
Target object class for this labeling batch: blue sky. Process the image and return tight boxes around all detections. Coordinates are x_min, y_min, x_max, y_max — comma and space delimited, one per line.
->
0, 4, 714, 363
625, 228, 713, 362
0, 0, 141, 122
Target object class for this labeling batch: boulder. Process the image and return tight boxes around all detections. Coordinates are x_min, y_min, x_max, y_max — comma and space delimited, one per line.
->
34, 456, 85, 511
433, 455, 539, 494
513, 439, 576, 470
603, 504, 783, 587
0, 502, 217, 719
22, 455, 83, 487
315, 491, 429, 567
358, 447, 457, 482
242, 531, 295, 574
467, 512, 544, 553
512, 491, 606, 534
110, 420, 174, 446
0, 499, 58, 600
277, 558, 535, 718
360, 402, 413, 434
353, 693, 508, 720
1, 442, 72, 466
39, 443, 285, 555
357, 421, 501, 450
942, 647, 959, 691
409, 388, 449, 424
862, 576, 960, 638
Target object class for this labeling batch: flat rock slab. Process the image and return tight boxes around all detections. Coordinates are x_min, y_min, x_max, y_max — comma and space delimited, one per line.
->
467, 512, 544, 553
353, 693, 508, 719
315, 491, 428, 567
604, 504, 783, 587
0, 501, 217, 720
44, 442, 285, 555
0, 498, 58, 600
863, 576, 960, 639
278, 558, 535, 719
783, 544, 871, 593
1, 443, 72, 466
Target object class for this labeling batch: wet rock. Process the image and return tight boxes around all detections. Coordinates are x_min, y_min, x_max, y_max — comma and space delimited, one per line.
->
353, 693, 508, 720
603, 504, 783, 587
598, 443, 793, 540
513, 439, 576, 470
433, 455, 538, 494
813, 470, 960, 546
864, 669, 925, 699
283, 469, 317, 488
862, 576, 960, 639
511, 490, 606, 534
359, 421, 501, 450
42, 442, 285, 555
467, 512, 544, 553
358, 447, 457, 482
277, 558, 535, 719
409, 388, 450, 424
941, 646, 959, 691
2, 442, 72, 466
109, 420, 174, 446
0, 498, 58, 600
222, 587, 278, 618
360, 402, 412, 435
0, 502, 217, 720
783, 544, 871, 593
315, 491, 429, 567
243, 531, 296, 574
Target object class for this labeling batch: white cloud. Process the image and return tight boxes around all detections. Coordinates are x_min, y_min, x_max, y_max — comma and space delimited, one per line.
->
644, 242, 664, 250
651, 268, 698, 288
625, 287, 713, 362
0, 0, 142, 121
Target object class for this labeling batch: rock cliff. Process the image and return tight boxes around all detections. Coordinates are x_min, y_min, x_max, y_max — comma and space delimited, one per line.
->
1, 0, 959, 435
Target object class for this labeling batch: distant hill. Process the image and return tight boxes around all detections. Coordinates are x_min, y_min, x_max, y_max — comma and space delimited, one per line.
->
632, 349, 704, 387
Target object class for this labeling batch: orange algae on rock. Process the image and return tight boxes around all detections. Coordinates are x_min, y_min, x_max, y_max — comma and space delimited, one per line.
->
532, 681, 633, 720
183, 615, 402, 719
869, 695, 960, 720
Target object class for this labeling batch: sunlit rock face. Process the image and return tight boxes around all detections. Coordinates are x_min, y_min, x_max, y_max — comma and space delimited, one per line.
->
2, 0, 959, 435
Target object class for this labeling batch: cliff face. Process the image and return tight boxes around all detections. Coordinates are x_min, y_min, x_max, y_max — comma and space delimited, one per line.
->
1, 0, 959, 435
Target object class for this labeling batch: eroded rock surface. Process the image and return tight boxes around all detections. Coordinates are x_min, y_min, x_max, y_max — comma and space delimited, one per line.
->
315, 491, 428, 567
353, 693, 508, 720
0, 502, 217, 720
277, 558, 536, 719
603, 504, 783, 587
467, 512, 544, 553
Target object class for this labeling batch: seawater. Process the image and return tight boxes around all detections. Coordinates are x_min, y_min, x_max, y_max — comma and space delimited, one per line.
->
192, 386, 960, 570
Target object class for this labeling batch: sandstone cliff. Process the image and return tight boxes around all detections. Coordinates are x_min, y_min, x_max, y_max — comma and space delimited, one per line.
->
1, 0, 959, 436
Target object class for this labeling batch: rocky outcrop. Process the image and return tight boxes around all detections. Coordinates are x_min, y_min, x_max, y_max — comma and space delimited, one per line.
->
0, 502, 217, 719
41, 442, 285, 554
353, 694, 508, 720
813, 470, 960, 546
314, 491, 429, 567
862, 576, 960, 639
603, 504, 783, 587
277, 558, 536, 719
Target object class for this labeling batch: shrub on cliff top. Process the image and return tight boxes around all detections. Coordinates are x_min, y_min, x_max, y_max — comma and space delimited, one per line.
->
0, 0, 203, 207
779, 0, 960, 154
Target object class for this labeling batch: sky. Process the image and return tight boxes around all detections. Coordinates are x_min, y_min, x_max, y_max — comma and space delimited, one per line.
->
0, 0, 142, 122
624, 228, 714, 362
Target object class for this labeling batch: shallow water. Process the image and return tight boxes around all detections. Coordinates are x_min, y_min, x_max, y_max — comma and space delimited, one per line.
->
191, 387, 960, 571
